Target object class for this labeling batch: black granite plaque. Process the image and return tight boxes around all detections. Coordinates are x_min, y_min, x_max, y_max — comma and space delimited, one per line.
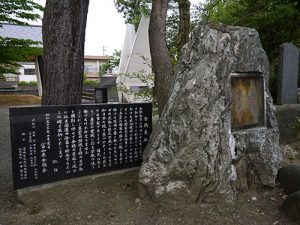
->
10, 103, 152, 189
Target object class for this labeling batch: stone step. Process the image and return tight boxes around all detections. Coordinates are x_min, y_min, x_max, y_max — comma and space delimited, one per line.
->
82, 91, 95, 100
82, 95, 94, 100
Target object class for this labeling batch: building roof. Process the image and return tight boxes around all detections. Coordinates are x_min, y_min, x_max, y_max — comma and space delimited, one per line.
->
0, 23, 42, 42
0, 23, 110, 61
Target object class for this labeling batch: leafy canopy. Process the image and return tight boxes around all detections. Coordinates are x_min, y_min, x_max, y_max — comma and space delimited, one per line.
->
204, 0, 300, 61
0, 0, 43, 75
0, 0, 43, 25
114, 0, 201, 64
99, 50, 121, 75
114, 0, 151, 30
0, 37, 42, 74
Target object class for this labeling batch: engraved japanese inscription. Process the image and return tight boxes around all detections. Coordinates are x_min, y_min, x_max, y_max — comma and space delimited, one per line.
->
231, 74, 265, 130
10, 103, 152, 189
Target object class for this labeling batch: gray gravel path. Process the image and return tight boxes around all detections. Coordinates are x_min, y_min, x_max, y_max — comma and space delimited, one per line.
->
0, 106, 15, 224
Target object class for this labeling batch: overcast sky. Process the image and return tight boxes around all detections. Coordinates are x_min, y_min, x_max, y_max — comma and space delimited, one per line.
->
34, 0, 203, 56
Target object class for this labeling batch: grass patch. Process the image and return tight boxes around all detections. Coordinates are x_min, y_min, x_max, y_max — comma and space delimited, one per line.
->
0, 94, 41, 106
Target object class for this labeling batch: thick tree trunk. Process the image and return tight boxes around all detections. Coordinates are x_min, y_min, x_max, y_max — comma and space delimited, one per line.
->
42, 0, 89, 105
149, 0, 173, 116
177, 0, 190, 56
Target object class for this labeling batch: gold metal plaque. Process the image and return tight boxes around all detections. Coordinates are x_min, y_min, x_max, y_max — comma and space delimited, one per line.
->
231, 75, 264, 130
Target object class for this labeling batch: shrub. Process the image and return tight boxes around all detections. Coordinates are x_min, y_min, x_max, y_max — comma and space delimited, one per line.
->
293, 117, 300, 132
83, 79, 100, 86
18, 81, 37, 86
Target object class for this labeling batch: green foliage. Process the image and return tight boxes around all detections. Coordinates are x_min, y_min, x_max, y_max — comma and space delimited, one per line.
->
83, 79, 100, 86
114, 0, 151, 30
115, 1, 203, 65
166, 1, 180, 64
82, 73, 100, 86
293, 117, 300, 133
115, 1, 179, 61
0, 37, 42, 74
18, 81, 37, 86
204, 0, 300, 101
0, 0, 43, 75
99, 50, 121, 75
0, 0, 44, 25
118, 55, 154, 102
118, 71, 154, 102
269, 72, 278, 101
204, 0, 300, 61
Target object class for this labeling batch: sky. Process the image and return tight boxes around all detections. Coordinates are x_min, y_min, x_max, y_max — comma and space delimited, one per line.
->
33, 0, 203, 56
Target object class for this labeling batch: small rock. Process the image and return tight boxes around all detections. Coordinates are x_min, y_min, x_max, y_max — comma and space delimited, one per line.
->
276, 164, 300, 194
270, 197, 276, 201
282, 194, 287, 200
273, 221, 279, 225
135, 198, 141, 205
251, 197, 257, 201
282, 190, 300, 222
87, 215, 92, 219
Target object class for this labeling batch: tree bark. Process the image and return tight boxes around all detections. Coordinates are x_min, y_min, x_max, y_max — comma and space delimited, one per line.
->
177, 0, 190, 57
149, 0, 174, 116
42, 0, 89, 105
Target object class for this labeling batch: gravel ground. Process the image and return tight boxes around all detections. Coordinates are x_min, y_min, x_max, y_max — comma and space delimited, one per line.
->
0, 105, 299, 225
0, 106, 16, 225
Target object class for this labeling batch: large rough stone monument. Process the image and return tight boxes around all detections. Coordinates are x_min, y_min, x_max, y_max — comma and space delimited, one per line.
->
139, 23, 283, 207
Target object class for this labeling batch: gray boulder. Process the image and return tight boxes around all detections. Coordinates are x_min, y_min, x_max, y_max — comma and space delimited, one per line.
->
282, 190, 300, 222
139, 23, 282, 207
277, 164, 300, 194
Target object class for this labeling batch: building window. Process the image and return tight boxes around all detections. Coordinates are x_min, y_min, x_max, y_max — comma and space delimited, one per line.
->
24, 68, 36, 75
84, 65, 97, 73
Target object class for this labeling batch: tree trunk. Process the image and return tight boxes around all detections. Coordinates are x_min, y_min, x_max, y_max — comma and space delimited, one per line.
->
42, 0, 89, 105
177, 0, 190, 57
149, 0, 173, 116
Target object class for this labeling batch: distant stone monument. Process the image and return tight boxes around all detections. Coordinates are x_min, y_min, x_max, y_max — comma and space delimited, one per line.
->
277, 43, 299, 105
117, 16, 153, 103
117, 24, 136, 102
138, 23, 283, 207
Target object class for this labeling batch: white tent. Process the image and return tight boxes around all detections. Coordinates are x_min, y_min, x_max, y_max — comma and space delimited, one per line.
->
117, 16, 153, 103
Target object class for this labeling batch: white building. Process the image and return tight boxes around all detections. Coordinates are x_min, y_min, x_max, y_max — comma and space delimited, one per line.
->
17, 62, 36, 82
